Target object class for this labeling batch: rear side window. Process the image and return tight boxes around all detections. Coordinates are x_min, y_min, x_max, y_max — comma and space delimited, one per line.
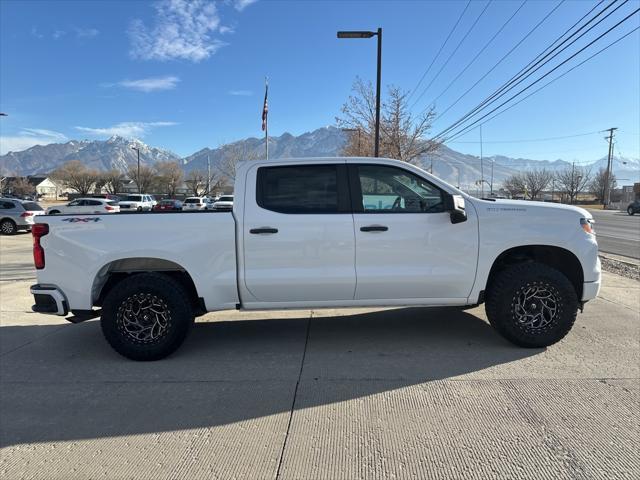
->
257, 165, 344, 214
22, 202, 43, 211
87, 200, 102, 206
0, 201, 16, 209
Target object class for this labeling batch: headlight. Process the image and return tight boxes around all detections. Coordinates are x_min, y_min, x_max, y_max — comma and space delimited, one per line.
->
580, 217, 595, 235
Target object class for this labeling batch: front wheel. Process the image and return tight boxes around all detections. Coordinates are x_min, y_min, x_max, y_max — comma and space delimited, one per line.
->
101, 273, 194, 360
628, 207, 635, 216
0, 219, 17, 235
485, 263, 578, 348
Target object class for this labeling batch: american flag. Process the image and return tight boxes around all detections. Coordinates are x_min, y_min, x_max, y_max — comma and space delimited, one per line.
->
261, 82, 268, 131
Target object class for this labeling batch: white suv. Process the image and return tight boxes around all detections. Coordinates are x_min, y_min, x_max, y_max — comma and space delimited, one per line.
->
117, 194, 155, 212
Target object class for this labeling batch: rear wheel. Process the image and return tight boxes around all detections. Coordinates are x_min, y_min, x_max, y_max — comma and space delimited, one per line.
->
0, 219, 17, 235
101, 273, 194, 360
48, 210, 60, 215
628, 207, 635, 216
485, 263, 578, 348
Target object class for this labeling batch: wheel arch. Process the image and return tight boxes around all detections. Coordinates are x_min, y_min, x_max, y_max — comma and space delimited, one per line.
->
92, 257, 203, 314
485, 245, 584, 300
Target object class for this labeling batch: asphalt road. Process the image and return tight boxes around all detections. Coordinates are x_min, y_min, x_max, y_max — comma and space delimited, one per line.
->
1, 233, 639, 479
588, 209, 640, 259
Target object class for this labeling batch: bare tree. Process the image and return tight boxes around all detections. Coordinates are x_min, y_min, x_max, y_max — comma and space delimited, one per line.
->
555, 165, 592, 204
6, 177, 35, 197
218, 143, 260, 183
155, 161, 184, 197
52, 160, 99, 196
502, 174, 526, 198
185, 170, 208, 196
523, 169, 553, 200
127, 164, 156, 194
589, 167, 617, 202
100, 169, 126, 195
336, 77, 440, 163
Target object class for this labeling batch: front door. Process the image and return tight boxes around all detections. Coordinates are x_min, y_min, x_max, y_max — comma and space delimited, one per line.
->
242, 163, 356, 303
350, 164, 478, 301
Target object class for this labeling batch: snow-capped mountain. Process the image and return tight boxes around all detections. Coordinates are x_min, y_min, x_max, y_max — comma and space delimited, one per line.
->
1, 127, 638, 187
0, 135, 181, 175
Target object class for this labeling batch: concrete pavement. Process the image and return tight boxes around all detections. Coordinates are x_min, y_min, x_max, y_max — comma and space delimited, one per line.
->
589, 209, 640, 259
0, 233, 638, 479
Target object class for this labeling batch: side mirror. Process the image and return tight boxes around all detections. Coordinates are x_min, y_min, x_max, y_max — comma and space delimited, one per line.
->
444, 193, 467, 224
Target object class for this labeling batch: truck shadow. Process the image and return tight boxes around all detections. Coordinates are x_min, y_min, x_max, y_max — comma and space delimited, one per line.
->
0, 307, 543, 447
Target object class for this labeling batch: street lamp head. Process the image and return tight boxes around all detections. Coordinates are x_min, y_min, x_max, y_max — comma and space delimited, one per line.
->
337, 31, 376, 39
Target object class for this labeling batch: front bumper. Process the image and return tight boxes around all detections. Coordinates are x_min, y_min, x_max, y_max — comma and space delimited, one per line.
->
30, 284, 68, 315
582, 256, 601, 302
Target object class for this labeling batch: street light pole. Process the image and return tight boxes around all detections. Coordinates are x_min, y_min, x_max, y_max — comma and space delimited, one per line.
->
337, 28, 382, 157
131, 146, 141, 194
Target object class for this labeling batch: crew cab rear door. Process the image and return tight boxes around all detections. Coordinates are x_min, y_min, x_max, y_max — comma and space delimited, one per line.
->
349, 163, 479, 300
242, 162, 356, 303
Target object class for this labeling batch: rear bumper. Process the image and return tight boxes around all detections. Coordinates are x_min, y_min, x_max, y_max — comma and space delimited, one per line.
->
30, 284, 68, 316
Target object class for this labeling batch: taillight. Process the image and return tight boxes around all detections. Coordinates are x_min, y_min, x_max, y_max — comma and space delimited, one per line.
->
20, 212, 34, 217
32, 223, 49, 270
105, 205, 114, 211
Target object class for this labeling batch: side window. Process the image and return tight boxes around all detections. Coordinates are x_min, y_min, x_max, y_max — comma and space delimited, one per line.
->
257, 165, 343, 214
356, 165, 444, 213
68, 200, 80, 206
87, 200, 102, 206
0, 201, 15, 209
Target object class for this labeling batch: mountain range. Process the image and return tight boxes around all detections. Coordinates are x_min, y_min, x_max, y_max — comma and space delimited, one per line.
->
1, 126, 638, 187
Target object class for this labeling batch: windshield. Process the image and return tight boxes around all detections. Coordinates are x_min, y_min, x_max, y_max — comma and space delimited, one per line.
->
124, 195, 142, 201
219, 196, 233, 202
184, 198, 201, 204
160, 200, 174, 205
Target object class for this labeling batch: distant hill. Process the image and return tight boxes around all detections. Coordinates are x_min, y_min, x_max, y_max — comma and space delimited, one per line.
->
1, 126, 638, 187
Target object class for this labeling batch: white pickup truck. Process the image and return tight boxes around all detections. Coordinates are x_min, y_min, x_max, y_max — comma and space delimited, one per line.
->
30, 157, 601, 360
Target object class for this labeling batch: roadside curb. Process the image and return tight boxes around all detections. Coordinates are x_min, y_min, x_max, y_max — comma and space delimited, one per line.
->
598, 252, 640, 267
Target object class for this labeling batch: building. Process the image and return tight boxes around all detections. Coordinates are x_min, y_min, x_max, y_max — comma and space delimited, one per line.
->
0, 175, 68, 199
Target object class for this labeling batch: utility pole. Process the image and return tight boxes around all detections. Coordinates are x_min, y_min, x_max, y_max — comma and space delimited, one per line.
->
479, 125, 484, 197
206, 155, 211, 195
603, 127, 617, 208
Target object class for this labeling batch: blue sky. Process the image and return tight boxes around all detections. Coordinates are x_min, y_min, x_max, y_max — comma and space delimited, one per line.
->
0, 0, 638, 163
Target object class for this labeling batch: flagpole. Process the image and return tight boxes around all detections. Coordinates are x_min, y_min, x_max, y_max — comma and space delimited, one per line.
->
265, 118, 268, 161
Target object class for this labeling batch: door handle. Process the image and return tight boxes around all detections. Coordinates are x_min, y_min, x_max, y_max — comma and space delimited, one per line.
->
250, 227, 278, 234
360, 225, 388, 232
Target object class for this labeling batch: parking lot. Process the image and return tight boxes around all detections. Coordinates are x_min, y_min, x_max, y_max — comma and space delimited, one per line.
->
1, 231, 639, 479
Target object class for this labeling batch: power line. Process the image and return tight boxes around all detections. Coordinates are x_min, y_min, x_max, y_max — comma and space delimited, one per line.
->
435, 0, 626, 140
445, 25, 639, 143
407, 0, 471, 102
429, 0, 566, 122
410, 0, 493, 109
449, 130, 603, 144
427, 1, 528, 110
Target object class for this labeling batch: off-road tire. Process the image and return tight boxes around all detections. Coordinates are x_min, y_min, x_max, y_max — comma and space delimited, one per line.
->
101, 273, 194, 361
485, 263, 578, 348
0, 219, 17, 235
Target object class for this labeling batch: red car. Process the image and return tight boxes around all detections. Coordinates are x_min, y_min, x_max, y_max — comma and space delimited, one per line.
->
153, 199, 183, 212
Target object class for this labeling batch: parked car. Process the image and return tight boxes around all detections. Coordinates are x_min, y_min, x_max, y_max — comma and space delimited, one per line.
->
46, 198, 120, 215
30, 157, 601, 361
626, 200, 640, 215
212, 195, 233, 211
117, 194, 155, 212
0, 198, 45, 234
154, 199, 183, 212
182, 197, 209, 211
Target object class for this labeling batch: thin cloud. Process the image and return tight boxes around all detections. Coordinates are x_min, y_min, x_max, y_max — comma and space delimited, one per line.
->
228, 90, 253, 96
53, 30, 67, 39
105, 75, 180, 92
75, 27, 99, 38
233, 0, 258, 11
129, 0, 226, 62
75, 121, 177, 139
0, 129, 68, 155
30, 27, 44, 39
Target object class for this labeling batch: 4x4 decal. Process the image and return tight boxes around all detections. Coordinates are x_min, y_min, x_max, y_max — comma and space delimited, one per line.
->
61, 217, 102, 223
